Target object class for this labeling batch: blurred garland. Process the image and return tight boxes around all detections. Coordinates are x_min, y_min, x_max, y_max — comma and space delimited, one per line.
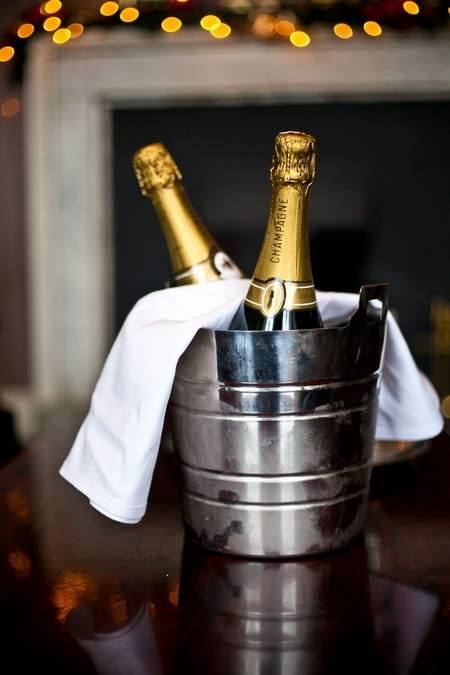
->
1, 0, 449, 82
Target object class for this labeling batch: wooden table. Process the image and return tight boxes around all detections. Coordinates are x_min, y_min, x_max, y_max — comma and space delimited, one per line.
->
1, 414, 449, 674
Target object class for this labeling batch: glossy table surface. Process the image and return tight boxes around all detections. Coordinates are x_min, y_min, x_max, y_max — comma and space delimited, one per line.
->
1, 414, 449, 674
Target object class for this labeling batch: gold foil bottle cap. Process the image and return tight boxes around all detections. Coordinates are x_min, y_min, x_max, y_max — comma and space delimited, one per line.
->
132, 142, 183, 195
270, 131, 316, 186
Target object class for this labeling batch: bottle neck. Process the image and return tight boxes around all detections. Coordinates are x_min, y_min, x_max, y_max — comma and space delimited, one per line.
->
150, 181, 241, 285
245, 182, 318, 318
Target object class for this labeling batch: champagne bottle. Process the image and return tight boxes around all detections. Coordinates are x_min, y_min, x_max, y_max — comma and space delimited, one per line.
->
133, 142, 244, 286
230, 131, 323, 330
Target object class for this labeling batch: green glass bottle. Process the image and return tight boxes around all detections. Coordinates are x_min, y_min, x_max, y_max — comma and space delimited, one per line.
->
230, 131, 323, 330
133, 142, 244, 286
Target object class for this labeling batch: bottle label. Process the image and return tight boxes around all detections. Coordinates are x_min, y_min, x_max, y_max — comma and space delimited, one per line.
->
251, 187, 313, 284
245, 278, 317, 317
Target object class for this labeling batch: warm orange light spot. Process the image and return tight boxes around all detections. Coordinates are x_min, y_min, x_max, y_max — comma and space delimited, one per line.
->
403, 1, 419, 14
17, 23, 35, 39
211, 22, 231, 38
161, 16, 182, 32
0, 46, 15, 62
53, 572, 97, 622
289, 30, 310, 47
168, 583, 179, 607
120, 7, 139, 23
275, 19, 295, 37
53, 28, 71, 44
8, 551, 32, 577
43, 16, 62, 31
363, 21, 382, 36
100, 1, 119, 17
1, 97, 21, 117
6, 489, 29, 518
442, 395, 450, 419
44, 0, 62, 13
68, 23, 84, 38
334, 23, 353, 39
108, 591, 128, 628
252, 13, 276, 38
200, 15, 221, 31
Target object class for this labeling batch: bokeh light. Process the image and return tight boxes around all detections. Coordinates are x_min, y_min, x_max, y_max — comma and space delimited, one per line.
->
200, 15, 221, 31
364, 21, 382, 36
1, 97, 21, 117
43, 16, 62, 31
403, 1, 420, 15
100, 1, 119, 17
275, 19, 295, 37
17, 23, 35, 39
210, 22, 232, 38
0, 46, 15, 62
120, 8, 140, 23
8, 551, 32, 577
289, 30, 310, 47
442, 395, 450, 419
252, 13, 276, 38
67, 23, 84, 38
53, 28, 72, 44
43, 0, 62, 13
334, 23, 353, 39
161, 16, 182, 32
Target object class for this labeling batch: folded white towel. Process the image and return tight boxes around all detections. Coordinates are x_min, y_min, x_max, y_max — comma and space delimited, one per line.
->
59, 279, 443, 524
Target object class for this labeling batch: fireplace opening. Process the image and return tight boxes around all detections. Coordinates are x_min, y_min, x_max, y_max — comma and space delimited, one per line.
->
112, 99, 450, 376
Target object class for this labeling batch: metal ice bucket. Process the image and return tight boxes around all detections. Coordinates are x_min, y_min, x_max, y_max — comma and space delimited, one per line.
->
169, 283, 388, 558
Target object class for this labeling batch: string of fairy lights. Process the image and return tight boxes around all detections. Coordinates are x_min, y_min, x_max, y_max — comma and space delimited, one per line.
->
0, 0, 449, 116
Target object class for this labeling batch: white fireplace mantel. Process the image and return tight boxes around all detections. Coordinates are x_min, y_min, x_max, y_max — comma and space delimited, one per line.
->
23, 27, 450, 415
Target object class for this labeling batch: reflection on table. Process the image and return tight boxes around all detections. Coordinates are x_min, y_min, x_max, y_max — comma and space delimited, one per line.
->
0, 414, 449, 674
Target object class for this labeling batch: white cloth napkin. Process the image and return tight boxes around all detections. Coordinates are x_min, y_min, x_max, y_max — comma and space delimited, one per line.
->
59, 279, 444, 524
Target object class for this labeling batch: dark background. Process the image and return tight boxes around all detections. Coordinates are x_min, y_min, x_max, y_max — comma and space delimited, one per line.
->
113, 100, 450, 374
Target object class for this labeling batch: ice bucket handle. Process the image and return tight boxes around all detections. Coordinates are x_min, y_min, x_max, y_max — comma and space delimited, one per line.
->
349, 283, 389, 331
